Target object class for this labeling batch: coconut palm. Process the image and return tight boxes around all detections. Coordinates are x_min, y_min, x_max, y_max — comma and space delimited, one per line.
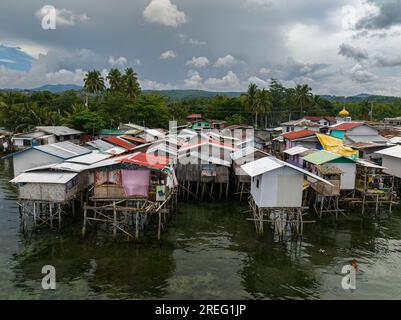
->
257, 88, 272, 128
294, 84, 313, 117
123, 68, 141, 100
106, 68, 123, 93
245, 83, 259, 127
83, 70, 105, 106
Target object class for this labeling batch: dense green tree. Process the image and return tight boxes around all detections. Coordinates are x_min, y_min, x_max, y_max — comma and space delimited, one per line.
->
294, 84, 313, 117
245, 83, 259, 127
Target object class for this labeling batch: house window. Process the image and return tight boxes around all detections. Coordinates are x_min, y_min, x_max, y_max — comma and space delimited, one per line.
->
256, 179, 260, 188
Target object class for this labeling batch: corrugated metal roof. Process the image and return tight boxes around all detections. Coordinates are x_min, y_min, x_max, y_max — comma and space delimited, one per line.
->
36, 126, 82, 136
230, 146, 267, 161
86, 139, 115, 150
145, 128, 165, 137
103, 136, 136, 150
375, 145, 401, 159
281, 129, 315, 140
330, 122, 363, 131
66, 151, 112, 165
345, 134, 388, 143
104, 146, 127, 155
302, 150, 343, 165
87, 154, 132, 170
241, 156, 332, 185
147, 143, 178, 156
178, 151, 231, 167
356, 159, 386, 169
25, 162, 89, 173
284, 146, 309, 156
122, 152, 170, 170
11, 172, 77, 184
35, 141, 91, 159
120, 135, 145, 144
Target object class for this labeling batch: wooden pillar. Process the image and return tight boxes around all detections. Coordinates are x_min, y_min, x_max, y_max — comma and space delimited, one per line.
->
135, 212, 139, 240
210, 183, 214, 200
196, 182, 199, 199
219, 183, 222, 200
239, 182, 244, 202
226, 181, 229, 200
113, 201, 117, 240
82, 202, 87, 237
33, 202, 37, 228
58, 204, 62, 230
157, 212, 162, 240
49, 203, 54, 230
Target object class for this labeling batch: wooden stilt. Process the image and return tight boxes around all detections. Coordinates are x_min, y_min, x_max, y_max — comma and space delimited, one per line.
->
82, 202, 87, 237
113, 201, 117, 240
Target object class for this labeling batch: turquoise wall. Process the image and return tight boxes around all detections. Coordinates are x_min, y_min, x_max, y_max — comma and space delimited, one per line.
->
330, 130, 344, 139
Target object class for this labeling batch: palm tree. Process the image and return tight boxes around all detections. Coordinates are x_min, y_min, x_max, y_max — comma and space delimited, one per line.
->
106, 68, 123, 93
245, 83, 259, 127
294, 84, 312, 117
83, 70, 105, 106
123, 68, 141, 100
257, 88, 272, 128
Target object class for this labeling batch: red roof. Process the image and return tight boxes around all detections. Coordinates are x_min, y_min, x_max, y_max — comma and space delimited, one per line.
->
330, 122, 364, 131
186, 114, 202, 119
304, 115, 336, 123
103, 136, 136, 150
281, 129, 316, 140
120, 135, 145, 144
121, 152, 169, 170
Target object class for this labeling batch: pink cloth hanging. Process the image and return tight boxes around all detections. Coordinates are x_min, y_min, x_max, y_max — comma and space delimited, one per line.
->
121, 170, 150, 197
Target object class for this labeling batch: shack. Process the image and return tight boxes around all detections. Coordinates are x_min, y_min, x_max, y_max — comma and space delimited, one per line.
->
375, 145, 401, 178
241, 156, 331, 236
176, 138, 236, 200
83, 152, 177, 240
303, 150, 356, 191
230, 147, 269, 200
2, 141, 91, 176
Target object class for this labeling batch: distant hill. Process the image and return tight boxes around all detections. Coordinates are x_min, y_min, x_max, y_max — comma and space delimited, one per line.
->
1, 84, 400, 103
31, 84, 82, 93
321, 94, 401, 103
142, 89, 244, 100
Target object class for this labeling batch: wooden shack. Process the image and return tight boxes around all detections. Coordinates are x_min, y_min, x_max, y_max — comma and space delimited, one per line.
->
176, 138, 235, 200
241, 156, 331, 236
303, 150, 356, 191
84, 152, 177, 240
230, 146, 269, 200
352, 159, 397, 215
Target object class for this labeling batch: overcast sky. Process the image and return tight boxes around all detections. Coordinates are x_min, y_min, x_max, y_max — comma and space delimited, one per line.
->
1, 0, 401, 96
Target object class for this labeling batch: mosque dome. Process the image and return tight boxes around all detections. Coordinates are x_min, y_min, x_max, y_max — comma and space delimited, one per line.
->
338, 107, 349, 118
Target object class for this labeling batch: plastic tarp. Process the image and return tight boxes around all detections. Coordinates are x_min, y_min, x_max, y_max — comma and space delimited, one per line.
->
121, 169, 150, 197
316, 133, 358, 158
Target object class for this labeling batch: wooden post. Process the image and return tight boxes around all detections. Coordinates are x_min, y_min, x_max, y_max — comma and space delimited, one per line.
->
210, 183, 214, 200
226, 181, 229, 200
58, 204, 62, 230
113, 201, 117, 240
240, 182, 244, 201
135, 212, 139, 240
49, 203, 53, 230
219, 183, 222, 200
33, 202, 37, 228
196, 182, 199, 199
158, 212, 162, 240
201, 183, 205, 200
82, 202, 87, 237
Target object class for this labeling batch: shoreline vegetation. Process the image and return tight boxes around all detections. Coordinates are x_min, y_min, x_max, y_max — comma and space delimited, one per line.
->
1, 68, 401, 136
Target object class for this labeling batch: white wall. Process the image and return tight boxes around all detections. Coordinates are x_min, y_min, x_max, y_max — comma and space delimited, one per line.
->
250, 166, 304, 208
382, 155, 401, 178
327, 162, 356, 190
13, 149, 62, 176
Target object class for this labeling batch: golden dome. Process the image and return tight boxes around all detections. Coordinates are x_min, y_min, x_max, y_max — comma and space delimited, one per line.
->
339, 107, 349, 118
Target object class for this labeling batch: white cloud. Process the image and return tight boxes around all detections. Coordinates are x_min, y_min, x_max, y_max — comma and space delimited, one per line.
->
143, 0, 186, 27
203, 70, 243, 91
36, 6, 89, 27
108, 56, 128, 67
247, 76, 270, 88
184, 69, 203, 88
214, 54, 239, 67
185, 56, 210, 68
160, 50, 177, 60
140, 79, 176, 90
349, 63, 376, 82
258, 67, 271, 76
178, 34, 206, 45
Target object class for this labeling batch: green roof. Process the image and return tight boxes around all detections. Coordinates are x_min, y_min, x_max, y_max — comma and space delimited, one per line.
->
99, 129, 127, 136
302, 150, 353, 165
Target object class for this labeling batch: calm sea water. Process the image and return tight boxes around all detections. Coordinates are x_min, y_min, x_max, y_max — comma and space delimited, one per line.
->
1, 158, 401, 300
